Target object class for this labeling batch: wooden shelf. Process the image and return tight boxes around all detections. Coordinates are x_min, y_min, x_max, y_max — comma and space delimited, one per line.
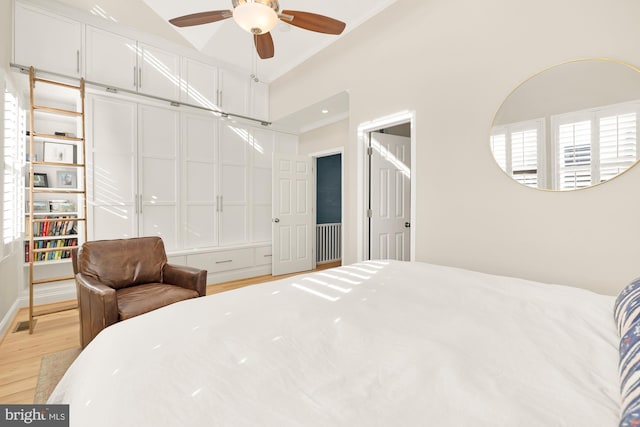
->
31, 160, 85, 167
26, 259, 73, 267
31, 188, 85, 195
31, 132, 83, 142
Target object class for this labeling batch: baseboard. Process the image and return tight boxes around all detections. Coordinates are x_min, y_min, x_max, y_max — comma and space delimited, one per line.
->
0, 298, 21, 343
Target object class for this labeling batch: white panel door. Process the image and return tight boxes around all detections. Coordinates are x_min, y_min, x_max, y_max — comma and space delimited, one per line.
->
139, 43, 181, 100
86, 96, 138, 240
219, 122, 249, 245
14, 4, 82, 77
138, 105, 179, 250
182, 111, 218, 248
181, 58, 218, 109
85, 26, 137, 90
272, 153, 313, 276
369, 132, 411, 261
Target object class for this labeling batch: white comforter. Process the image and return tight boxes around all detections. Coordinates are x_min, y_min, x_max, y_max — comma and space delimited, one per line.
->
49, 261, 621, 426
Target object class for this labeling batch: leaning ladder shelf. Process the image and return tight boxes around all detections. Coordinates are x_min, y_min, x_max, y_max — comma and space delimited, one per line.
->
26, 67, 88, 334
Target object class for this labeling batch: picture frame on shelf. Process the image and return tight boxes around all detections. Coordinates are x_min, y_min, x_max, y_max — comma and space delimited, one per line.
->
56, 170, 77, 188
32, 200, 49, 213
44, 141, 77, 164
49, 199, 75, 213
33, 172, 48, 187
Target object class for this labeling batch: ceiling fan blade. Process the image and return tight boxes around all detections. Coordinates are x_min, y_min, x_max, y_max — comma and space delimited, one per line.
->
254, 33, 275, 59
169, 10, 232, 28
280, 10, 346, 35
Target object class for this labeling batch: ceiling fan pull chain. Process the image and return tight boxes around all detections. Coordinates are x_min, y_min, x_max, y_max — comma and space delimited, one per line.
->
251, 45, 260, 82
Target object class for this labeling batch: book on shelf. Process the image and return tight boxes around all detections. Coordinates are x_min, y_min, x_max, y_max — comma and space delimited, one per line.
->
25, 237, 78, 262
31, 215, 77, 237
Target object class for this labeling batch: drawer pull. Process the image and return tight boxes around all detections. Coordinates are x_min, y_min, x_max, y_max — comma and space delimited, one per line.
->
216, 260, 233, 264
263, 254, 272, 257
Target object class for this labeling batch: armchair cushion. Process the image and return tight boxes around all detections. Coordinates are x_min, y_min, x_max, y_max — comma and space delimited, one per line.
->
116, 283, 199, 320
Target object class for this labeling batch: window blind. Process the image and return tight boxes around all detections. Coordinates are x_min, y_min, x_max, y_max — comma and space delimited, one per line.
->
4, 87, 24, 248
557, 120, 591, 190
599, 112, 637, 183
491, 120, 542, 188
554, 103, 638, 190
511, 128, 538, 187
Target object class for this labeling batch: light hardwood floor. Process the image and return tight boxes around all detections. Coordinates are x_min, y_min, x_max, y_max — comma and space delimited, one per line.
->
0, 261, 340, 404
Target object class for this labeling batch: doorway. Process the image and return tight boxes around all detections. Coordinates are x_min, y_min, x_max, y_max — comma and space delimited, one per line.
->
358, 112, 415, 262
271, 148, 344, 276
315, 152, 342, 266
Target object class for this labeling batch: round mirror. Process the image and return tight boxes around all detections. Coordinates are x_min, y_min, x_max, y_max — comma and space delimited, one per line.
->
490, 59, 640, 190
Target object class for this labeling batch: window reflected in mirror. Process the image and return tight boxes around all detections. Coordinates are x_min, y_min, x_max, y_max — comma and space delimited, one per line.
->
490, 59, 640, 190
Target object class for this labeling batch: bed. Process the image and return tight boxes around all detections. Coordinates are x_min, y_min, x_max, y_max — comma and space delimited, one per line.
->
49, 260, 626, 426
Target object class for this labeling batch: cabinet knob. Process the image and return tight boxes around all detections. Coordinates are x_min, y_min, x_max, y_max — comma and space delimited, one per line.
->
404, 222, 411, 228
273, 218, 280, 223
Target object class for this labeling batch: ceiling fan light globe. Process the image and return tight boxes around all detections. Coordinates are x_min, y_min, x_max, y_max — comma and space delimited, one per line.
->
233, 3, 278, 35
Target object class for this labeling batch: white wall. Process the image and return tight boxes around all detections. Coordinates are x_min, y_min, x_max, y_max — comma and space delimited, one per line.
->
270, 0, 640, 296
299, 119, 348, 156
0, 0, 22, 335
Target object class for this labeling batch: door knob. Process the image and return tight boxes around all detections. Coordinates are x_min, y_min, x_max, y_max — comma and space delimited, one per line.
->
404, 222, 411, 228
273, 218, 280, 223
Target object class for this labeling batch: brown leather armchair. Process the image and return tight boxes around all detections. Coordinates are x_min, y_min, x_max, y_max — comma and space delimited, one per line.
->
72, 237, 207, 348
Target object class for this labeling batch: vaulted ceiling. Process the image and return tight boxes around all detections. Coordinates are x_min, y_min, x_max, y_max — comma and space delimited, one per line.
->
52, 0, 398, 82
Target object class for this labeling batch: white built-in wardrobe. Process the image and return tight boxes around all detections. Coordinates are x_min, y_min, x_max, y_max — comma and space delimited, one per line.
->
85, 95, 297, 282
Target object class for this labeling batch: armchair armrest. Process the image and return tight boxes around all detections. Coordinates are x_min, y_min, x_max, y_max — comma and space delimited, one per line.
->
163, 264, 207, 297
75, 273, 119, 348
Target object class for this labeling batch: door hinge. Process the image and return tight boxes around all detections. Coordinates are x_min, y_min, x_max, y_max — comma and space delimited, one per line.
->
366, 209, 372, 218
367, 147, 373, 156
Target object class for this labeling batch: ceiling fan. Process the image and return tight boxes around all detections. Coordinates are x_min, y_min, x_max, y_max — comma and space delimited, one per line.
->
169, 0, 346, 60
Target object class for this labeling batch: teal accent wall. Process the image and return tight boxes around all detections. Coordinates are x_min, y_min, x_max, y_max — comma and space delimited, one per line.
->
316, 154, 341, 224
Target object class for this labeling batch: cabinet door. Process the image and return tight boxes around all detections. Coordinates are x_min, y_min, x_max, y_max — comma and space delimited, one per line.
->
85, 26, 137, 90
219, 122, 249, 245
138, 105, 180, 251
181, 58, 218, 108
251, 80, 269, 122
139, 43, 181, 100
182, 111, 218, 248
251, 128, 274, 243
86, 96, 138, 240
14, 4, 82, 76
219, 68, 249, 116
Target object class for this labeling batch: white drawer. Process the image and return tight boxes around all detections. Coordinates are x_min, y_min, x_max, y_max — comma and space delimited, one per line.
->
254, 245, 272, 266
187, 248, 254, 273
167, 255, 186, 265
